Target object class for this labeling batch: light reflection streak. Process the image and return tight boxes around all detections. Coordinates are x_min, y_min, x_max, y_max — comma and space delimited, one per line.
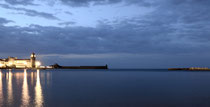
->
35, 69, 43, 107
7, 69, 13, 105
0, 69, 49, 106
21, 69, 30, 107
31, 72, 34, 85
0, 71, 3, 106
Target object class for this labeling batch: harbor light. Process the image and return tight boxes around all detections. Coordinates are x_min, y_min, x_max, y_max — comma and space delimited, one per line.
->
0, 53, 41, 69
24, 62, 27, 65
0, 64, 3, 67
36, 61, 41, 68
9, 62, 13, 66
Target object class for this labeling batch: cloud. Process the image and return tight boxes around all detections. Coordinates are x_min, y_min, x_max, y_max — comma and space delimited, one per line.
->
0, 13, 209, 56
0, 17, 14, 25
150, 0, 210, 42
58, 21, 76, 26
0, 0, 209, 55
0, 0, 210, 67
58, 0, 153, 7
39, 53, 120, 59
2, 0, 153, 7
4, 0, 35, 5
64, 11, 73, 15
56, 0, 121, 7
0, 3, 59, 20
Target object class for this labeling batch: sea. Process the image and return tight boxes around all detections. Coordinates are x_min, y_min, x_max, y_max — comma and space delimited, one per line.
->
0, 69, 210, 107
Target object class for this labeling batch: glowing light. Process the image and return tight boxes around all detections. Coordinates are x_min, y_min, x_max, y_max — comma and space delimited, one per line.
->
31, 54, 36, 57
0, 64, 4, 67
7, 70, 13, 105
9, 62, 13, 65
36, 61, 41, 67
21, 69, 30, 107
0, 53, 42, 68
23, 62, 27, 65
0, 71, 3, 106
35, 70, 43, 107
16, 61, 27, 65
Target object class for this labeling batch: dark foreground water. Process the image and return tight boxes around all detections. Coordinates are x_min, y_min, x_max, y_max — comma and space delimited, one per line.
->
1, 69, 210, 107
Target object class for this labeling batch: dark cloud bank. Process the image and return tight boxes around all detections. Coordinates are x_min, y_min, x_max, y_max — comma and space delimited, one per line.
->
3, 0, 151, 6
0, 0, 210, 68
0, 3, 59, 20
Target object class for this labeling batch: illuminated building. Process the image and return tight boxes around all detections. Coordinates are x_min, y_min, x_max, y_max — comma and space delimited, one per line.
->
0, 53, 41, 68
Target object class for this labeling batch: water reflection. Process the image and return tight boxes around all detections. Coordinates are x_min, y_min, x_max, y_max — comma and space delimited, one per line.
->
31, 72, 34, 85
0, 71, 3, 106
7, 69, 13, 105
0, 69, 51, 106
21, 69, 30, 107
35, 69, 43, 107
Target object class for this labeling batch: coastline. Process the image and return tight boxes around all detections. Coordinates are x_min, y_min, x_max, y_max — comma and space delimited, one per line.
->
168, 67, 210, 71
0, 64, 108, 70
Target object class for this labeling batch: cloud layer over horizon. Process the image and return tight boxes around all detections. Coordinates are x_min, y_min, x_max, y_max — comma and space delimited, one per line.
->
0, 0, 210, 68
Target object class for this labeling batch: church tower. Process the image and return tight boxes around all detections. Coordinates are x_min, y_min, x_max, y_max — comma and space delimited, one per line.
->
30, 52, 36, 68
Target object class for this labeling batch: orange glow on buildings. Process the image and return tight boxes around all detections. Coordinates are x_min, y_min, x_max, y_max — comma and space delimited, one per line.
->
0, 53, 41, 69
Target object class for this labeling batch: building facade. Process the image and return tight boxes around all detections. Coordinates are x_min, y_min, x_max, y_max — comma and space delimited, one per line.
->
0, 53, 41, 68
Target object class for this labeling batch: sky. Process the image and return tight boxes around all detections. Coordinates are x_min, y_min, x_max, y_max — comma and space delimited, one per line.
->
0, 0, 210, 68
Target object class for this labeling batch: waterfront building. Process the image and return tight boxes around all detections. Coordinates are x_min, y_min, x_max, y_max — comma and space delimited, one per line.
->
0, 53, 41, 68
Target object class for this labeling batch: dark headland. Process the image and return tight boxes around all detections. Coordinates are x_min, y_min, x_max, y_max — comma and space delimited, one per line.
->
49, 63, 108, 69
168, 67, 210, 71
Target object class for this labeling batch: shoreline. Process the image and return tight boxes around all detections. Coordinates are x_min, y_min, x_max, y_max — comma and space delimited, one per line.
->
0, 65, 108, 70
168, 67, 210, 71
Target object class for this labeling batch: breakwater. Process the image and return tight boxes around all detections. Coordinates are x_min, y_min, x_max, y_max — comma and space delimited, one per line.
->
168, 67, 210, 71
0, 64, 108, 70
50, 63, 108, 69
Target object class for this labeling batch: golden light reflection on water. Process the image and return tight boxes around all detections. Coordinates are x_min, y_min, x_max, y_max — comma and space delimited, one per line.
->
21, 69, 30, 107
31, 72, 34, 85
7, 69, 13, 105
0, 71, 3, 106
35, 69, 43, 107
0, 69, 50, 106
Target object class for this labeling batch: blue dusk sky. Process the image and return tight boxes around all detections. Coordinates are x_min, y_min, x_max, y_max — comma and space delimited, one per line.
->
0, 0, 210, 68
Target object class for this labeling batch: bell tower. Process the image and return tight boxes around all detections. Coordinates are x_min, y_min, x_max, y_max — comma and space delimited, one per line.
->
30, 52, 36, 68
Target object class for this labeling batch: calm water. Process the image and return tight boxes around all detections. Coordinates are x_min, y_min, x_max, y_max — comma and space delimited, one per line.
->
1, 69, 210, 107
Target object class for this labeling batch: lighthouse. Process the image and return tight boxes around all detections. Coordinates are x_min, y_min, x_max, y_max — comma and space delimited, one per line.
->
30, 52, 36, 68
